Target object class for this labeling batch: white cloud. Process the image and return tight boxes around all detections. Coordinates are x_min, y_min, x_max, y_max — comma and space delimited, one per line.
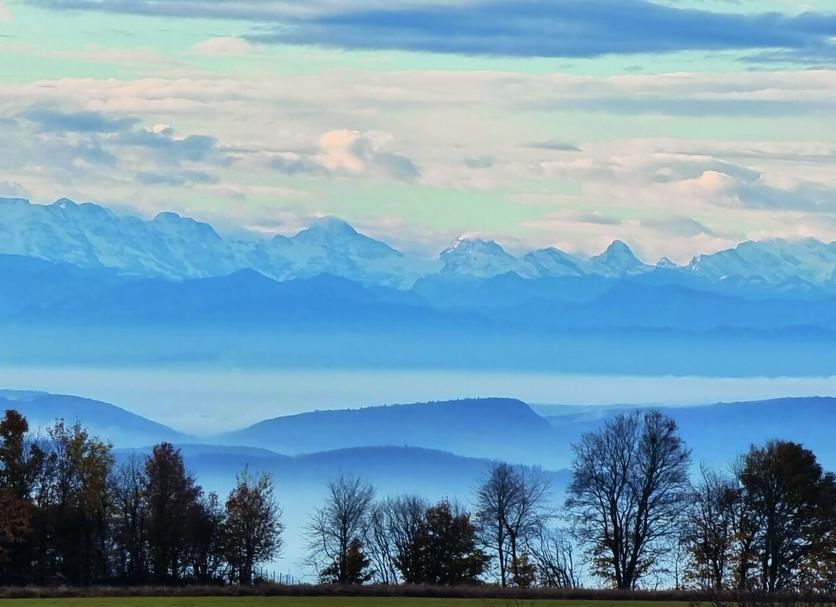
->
193, 37, 254, 56
0, 1, 12, 22
1, 67, 836, 257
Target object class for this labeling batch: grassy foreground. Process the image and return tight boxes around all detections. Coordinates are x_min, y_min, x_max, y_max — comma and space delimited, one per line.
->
0, 600, 691, 607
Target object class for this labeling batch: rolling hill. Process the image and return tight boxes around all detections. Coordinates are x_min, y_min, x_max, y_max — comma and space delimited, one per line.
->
0, 390, 194, 447
217, 398, 565, 467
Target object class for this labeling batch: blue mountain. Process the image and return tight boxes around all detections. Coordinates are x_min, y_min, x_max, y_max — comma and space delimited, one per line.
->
217, 398, 563, 468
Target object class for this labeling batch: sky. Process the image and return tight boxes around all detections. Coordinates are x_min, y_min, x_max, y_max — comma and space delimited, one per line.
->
1, 0, 835, 261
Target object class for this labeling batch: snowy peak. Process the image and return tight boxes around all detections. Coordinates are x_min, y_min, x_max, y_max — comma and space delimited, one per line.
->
588, 240, 649, 276
440, 238, 531, 278
0, 197, 419, 286
524, 247, 585, 277
292, 216, 400, 258
656, 256, 680, 270
295, 216, 359, 240
688, 238, 836, 284
4, 196, 836, 291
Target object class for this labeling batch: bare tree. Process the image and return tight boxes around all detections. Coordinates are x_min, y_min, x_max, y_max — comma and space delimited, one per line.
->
367, 495, 426, 584
683, 467, 738, 590
111, 456, 148, 583
565, 409, 691, 589
476, 463, 550, 587
530, 527, 581, 588
367, 500, 398, 584
306, 474, 375, 584
475, 463, 517, 587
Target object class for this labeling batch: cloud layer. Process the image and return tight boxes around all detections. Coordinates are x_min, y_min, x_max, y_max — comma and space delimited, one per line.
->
29, 0, 836, 60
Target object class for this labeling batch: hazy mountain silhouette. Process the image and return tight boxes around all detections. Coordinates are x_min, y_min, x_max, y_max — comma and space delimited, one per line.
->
218, 398, 563, 468
0, 390, 193, 447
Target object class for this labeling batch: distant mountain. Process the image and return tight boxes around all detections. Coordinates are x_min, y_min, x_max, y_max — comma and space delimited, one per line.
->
541, 397, 836, 470
0, 390, 193, 447
0, 197, 426, 288
218, 398, 564, 467
587, 240, 651, 277
8, 269, 489, 334
488, 281, 836, 331
524, 247, 585, 277
690, 238, 836, 285
0, 197, 241, 279
0, 254, 127, 315
4, 196, 836, 292
438, 238, 535, 279
245, 217, 431, 288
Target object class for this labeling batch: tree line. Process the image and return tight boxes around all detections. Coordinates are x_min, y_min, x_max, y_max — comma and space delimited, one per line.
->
0, 407, 834, 591
0, 411, 282, 586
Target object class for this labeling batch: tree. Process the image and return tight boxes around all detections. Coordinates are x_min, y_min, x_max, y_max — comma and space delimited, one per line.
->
188, 491, 225, 583
307, 474, 375, 584
530, 527, 580, 588
565, 410, 691, 589
398, 500, 487, 585
0, 410, 43, 499
367, 495, 426, 585
738, 440, 836, 592
0, 410, 42, 583
221, 469, 283, 585
33, 420, 114, 585
111, 456, 148, 583
683, 467, 738, 590
144, 442, 202, 582
474, 463, 516, 586
320, 537, 374, 584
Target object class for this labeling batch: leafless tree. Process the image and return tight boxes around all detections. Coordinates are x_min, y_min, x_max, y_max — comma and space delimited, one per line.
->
565, 409, 691, 589
306, 474, 375, 584
530, 526, 581, 588
367, 495, 426, 584
683, 466, 738, 590
476, 463, 550, 587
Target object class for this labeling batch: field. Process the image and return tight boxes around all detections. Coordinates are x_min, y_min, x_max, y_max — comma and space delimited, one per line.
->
0, 599, 690, 607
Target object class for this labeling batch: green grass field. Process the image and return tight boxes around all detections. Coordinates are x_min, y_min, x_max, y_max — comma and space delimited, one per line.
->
0, 598, 691, 607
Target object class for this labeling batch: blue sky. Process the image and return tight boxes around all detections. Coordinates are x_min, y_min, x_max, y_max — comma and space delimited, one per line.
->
0, 0, 835, 260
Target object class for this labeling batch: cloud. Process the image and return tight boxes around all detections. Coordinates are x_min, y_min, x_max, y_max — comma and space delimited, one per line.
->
0, 1, 12, 22
642, 216, 717, 237
22, 108, 138, 133
463, 156, 495, 169
28, 0, 836, 62
267, 129, 420, 180
114, 127, 230, 166
258, 0, 836, 62
522, 141, 582, 152
193, 36, 254, 55
0, 181, 29, 198
135, 169, 219, 186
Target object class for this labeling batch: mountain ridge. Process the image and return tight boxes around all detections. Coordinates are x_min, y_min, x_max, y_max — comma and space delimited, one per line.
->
4, 196, 836, 290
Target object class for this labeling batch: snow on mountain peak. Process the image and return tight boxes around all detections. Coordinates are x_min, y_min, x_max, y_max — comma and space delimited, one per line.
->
588, 240, 649, 276
524, 247, 584, 277
440, 238, 536, 278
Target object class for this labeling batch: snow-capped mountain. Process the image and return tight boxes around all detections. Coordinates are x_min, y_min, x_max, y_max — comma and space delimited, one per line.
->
586, 240, 651, 277
0, 197, 241, 278
438, 238, 536, 279
689, 238, 836, 285
243, 217, 429, 287
523, 247, 585, 277
4, 196, 836, 292
0, 197, 425, 287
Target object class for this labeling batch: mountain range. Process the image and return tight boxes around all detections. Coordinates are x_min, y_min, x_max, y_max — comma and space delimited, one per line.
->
8, 390, 835, 474
3, 196, 836, 292
4, 196, 836, 375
